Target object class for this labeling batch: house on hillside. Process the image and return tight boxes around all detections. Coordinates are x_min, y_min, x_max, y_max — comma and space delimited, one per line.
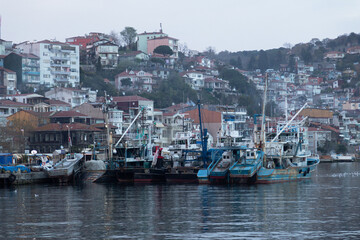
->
0, 67, 17, 94
118, 51, 149, 61
180, 71, 205, 90
114, 70, 154, 92
93, 41, 119, 68
346, 46, 360, 55
324, 51, 345, 59
204, 77, 230, 91
4, 52, 40, 90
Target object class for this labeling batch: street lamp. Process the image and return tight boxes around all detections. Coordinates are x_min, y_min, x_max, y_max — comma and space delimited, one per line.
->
21, 129, 25, 153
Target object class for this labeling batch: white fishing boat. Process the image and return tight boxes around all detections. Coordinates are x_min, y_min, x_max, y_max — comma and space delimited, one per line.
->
46, 153, 84, 182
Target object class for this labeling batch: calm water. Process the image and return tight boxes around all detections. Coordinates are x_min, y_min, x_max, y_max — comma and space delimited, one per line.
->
1, 163, 360, 240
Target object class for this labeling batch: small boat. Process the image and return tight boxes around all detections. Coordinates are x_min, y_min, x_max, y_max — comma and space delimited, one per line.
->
331, 154, 355, 162
46, 153, 84, 183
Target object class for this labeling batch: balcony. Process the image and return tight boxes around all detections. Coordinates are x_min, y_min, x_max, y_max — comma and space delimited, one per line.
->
51, 62, 70, 68
51, 56, 70, 61
24, 71, 40, 76
52, 70, 70, 75
54, 77, 69, 83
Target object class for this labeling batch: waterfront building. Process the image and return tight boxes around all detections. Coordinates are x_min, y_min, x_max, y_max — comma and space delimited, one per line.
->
29, 122, 102, 153
15, 40, 80, 87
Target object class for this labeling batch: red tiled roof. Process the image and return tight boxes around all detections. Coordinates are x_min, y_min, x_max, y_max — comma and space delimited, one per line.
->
0, 67, 16, 73
44, 99, 71, 106
112, 95, 152, 102
0, 99, 31, 107
115, 70, 152, 78
50, 111, 88, 118
300, 108, 333, 118
21, 110, 54, 118
184, 108, 221, 123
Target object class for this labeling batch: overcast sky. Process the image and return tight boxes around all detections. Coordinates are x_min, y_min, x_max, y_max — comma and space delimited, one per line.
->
1, 0, 360, 52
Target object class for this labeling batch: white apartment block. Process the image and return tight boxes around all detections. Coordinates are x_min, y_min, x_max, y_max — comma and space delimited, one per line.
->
16, 40, 80, 87
45, 87, 97, 108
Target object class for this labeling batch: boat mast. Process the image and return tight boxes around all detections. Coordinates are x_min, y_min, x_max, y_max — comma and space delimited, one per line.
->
260, 73, 268, 152
198, 100, 207, 167
102, 91, 113, 161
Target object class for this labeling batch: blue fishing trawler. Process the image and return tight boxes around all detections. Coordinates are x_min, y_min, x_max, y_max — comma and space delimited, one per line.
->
256, 102, 320, 183
229, 148, 263, 183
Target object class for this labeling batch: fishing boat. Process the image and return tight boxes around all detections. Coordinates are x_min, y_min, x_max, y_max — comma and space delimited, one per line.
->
46, 153, 84, 183
247, 75, 320, 184
229, 148, 263, 184
207, 150, 234, 183
133, 146, 167, 183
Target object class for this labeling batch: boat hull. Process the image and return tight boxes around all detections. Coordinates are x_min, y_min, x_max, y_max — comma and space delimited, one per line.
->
134, 169, 166, 183
165, 173, 198, 183
256, 167, 313, 183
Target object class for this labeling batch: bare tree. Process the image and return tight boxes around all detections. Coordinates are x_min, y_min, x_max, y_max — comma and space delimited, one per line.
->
109, 30, 121, 45
178, 42, 190, 56
283, 42, 293, 49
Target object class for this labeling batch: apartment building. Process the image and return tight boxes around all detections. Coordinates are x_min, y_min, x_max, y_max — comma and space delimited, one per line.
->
16, 40, 80, 87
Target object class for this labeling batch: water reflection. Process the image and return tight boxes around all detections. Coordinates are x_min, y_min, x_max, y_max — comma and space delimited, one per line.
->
0, 163, 360, 239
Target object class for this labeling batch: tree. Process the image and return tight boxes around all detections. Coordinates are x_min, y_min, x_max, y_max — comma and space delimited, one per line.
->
258, 50, 269, 72
109, 30, 121, 45
153, 45, 174, 56
120, 27, 137, 48
203, 46, 216, 58
336, 144, 347, 154
121, 78, 132, 87
96, 56, 102, 72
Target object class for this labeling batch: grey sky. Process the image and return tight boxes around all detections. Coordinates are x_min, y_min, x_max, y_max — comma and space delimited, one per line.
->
1, 0, 360, 52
